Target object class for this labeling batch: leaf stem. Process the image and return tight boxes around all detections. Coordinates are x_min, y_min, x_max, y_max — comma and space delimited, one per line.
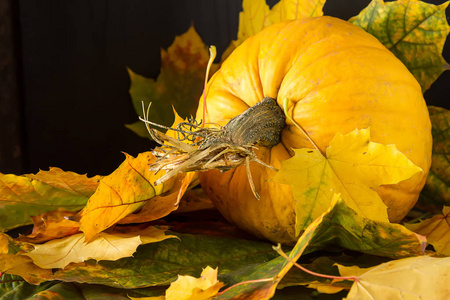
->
216, 277, 277, 296
282, 98, 323, 155
273, 244, 358, 283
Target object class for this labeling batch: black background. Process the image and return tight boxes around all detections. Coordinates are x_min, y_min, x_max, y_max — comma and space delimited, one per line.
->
2, 0, 449, 176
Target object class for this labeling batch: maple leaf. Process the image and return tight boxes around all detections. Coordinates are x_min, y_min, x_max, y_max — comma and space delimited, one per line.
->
273, 128, 422, 234
216, 195, 424, 299
163, 266, 225, 300
0, 254, 54, 285
23, 226, 176, 269
127, 25, 209, 137
224, 0, 325, 59
0, 168, 100, 230
337, 255, 450, 299
419, 106, 450, 210
128, 267, 224, 300
78, 152, 177, 241
0, 233, 9, 254
405, 206, 450, 256
118, 172, 196, 224
16, 208, 79, 244
350, 0, 450, 91
51, 233, 277, 289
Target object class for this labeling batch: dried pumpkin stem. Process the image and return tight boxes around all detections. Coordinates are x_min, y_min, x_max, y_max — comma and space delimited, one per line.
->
141, 97, 286, 199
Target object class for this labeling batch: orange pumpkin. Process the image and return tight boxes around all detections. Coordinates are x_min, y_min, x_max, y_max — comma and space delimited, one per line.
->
196, 16, 432, 244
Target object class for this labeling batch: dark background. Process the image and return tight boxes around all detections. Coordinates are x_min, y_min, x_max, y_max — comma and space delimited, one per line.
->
1, 0, 449, 176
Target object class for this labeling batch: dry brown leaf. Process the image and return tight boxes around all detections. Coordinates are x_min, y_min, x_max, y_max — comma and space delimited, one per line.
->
16, 208, 80, 243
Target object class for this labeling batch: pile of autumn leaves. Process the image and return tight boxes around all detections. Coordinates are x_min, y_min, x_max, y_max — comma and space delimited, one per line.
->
1, 0, 450, 299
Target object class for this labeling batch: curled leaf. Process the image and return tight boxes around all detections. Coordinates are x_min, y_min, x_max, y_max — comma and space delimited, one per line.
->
79, 152, 176, 241
119, 172, 196, 224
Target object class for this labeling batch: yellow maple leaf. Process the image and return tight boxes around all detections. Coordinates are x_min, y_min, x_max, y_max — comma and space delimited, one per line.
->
0, 233, 9, 254
22, 226, 175, 269
128, 266, 224, 300
405, 206, 450, 256
0, 254, 54, 285
227, 0, 325, 56
166, 266, 225, 300
78, 152, 176, 241
273, 128, 422, 234
337, 256, 450, 299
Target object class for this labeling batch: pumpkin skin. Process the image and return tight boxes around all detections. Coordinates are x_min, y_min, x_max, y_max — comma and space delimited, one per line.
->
196, 16, 432, 244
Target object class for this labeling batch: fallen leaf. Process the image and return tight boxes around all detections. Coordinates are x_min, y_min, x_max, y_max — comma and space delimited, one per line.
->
52, 233, 277, 289
0, 233, 9, 254
273, 128, 422, 234
279, 256, 357, 294
163, 266, 224, 300
0, 274, 58, 299
215, 194, 425, 298
306, 196, 426, 258
0, 168, 100, 230
0, 279, 158, 300
0, 254, 54, 285
337, 255, 450, 299
127, 25, 209, 137
79, 152, 176, 241
350, 0, 450, 91
215, 195, 331, 299
418, 106, 450, 210
23, 226, 175, 269
16, 208, 80, 243
118, 172, 196, 224
405, 206, 450, 256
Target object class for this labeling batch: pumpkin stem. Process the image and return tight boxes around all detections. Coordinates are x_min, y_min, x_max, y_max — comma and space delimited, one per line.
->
282, 98, 323, 155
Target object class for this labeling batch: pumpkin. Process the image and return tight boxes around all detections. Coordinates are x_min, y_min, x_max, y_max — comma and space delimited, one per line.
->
195, 16, 432, 244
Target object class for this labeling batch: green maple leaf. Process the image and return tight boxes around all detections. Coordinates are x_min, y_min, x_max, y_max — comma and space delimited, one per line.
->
350, 0, 450, 91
